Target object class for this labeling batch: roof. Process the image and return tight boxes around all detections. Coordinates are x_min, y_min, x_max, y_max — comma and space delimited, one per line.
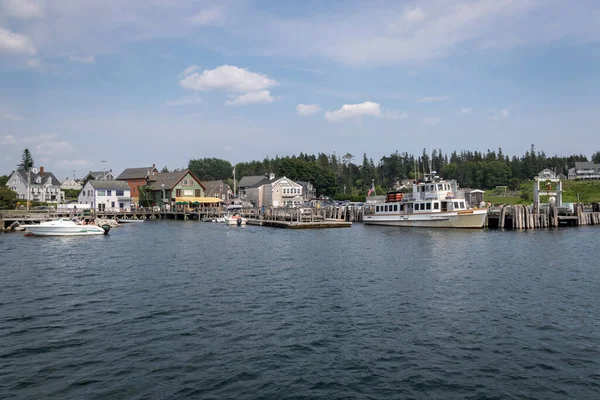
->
238, 175, 266, 188
574, 162, 600, 169
116, 166, 157, 180
15, 169, 62, 187
147, 170, 205, 191
247, 177, 277, 189
87, 180, 130, 190
201, 180, 231, 196
86, 170, 115, 180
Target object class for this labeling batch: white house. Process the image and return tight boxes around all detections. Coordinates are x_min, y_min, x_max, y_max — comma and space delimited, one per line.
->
568, 162, 600, 180
60, 178, 83, 191
245, 173, 304, 207
78, 180, 132, 211
6, 167, 65, 203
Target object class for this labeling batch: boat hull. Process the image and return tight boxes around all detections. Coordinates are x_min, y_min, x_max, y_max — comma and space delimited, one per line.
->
364, 210, 487, 228
25, 225, 108, 236
224, 218, 247, 226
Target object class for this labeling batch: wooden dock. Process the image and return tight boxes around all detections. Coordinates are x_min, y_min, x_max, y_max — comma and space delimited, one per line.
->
246, 219, 351, 229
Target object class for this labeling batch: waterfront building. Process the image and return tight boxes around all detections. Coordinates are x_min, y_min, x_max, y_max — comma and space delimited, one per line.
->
244, 173, 304, 207
297, 181, 316, 201
78, 180, 132, 211
200, 179, 233, 201
145, 170, 209, 207
568, 162, 600, 180
6, 167, 65, 203
116, 164, 159, 204
60, 178, 83, 191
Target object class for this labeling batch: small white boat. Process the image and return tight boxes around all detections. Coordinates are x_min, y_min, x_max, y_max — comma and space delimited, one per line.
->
117, 219, 144, 223
223, 213, 247, 226
25, 218, 110, 236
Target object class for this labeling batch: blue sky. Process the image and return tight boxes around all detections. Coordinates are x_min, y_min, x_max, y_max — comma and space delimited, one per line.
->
1, 0, 600, 179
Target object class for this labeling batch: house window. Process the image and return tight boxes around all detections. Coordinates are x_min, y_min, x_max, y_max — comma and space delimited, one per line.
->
107, 190, 112, 196
183, 179, 188, 186
116, 190, 124, 196
195, 189, 201, 197
176, 189, 181, 197
98, 190, 106, 196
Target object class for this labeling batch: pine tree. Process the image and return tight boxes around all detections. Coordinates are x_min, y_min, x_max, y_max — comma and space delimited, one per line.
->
19, 148, 34, 170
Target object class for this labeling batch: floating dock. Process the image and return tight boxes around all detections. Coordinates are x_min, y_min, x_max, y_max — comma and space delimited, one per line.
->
246, 219, 351, 229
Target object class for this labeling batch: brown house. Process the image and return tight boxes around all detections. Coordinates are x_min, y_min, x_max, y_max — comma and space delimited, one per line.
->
116, 164, 159, 202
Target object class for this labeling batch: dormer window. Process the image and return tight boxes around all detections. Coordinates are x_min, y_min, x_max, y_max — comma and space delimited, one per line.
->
36, 177, 41, 183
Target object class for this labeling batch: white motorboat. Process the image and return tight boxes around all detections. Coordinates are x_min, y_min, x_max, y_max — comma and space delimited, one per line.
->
223, 213, 247, 226
363, 172, 487, 229
25, 218, 110, 236
117, 218, 144, 223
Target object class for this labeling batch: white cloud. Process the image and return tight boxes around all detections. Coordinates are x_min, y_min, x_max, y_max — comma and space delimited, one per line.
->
163, 95, 203, 107
405, 7, 425, 22
0, 26, 36, 54
325, 101, 383, 122
181, 65, 200, 78
179, 65, 277, 93
68, 55, 96, 64
57, 159, 92, 167
26, 58, 40, 68
35, 141, 73, 155
1, 0, 43, 19
417, 95, 448, 103
1, 113, 25, 121
421, 116, 441, 126
189, 8, 222, 25
225, 90, 275, 106
461, 107, 473, 114
489, 108, 510, 120
296, 104, 322, 116
1, 135, 17, 145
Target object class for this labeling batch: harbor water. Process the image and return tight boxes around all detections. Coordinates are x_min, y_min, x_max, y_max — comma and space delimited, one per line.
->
1, 222, 599, 399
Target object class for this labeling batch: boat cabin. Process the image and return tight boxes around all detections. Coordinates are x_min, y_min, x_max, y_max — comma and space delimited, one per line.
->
368, 176, 468, 216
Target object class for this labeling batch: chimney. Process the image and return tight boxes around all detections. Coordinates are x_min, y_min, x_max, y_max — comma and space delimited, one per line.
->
40, 166, 44, 175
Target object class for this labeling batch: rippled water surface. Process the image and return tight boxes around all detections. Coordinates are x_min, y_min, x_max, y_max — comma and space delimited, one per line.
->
1, 222, 599, 399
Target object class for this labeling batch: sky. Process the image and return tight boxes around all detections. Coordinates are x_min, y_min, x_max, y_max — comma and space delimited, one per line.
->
1, 0, 600, 179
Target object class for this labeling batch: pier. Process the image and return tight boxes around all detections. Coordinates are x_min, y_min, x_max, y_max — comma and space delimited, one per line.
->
2, 202, 600, 231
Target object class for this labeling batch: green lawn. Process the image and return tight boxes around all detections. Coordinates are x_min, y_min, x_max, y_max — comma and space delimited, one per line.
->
484, 180, 600, 205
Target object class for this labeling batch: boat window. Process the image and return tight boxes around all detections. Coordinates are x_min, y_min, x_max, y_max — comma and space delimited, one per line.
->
393, 205, 398, 211
400, 204, 404, 211
426, 202, 431, 210
460, 201, 465, 208
434, 202, 439, 210
454, 202, 459, 208
438, 184, 442, 190
376, 206, 380, 212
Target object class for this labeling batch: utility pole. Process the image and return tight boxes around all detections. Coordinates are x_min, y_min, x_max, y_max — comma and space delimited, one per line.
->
233, 165, 236, 197
100, 160, 107, 180
27, 168, 31, 212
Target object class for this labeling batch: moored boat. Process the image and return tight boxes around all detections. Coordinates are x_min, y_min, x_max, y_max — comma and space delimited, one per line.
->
25, 218, 110, 236
363, 173, 487, 229
223, 213, 247, 226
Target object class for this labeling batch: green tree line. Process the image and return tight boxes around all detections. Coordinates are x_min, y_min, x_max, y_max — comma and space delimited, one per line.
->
187, 145, 598, 199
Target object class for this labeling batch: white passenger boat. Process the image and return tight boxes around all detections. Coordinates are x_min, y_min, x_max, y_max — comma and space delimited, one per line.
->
363, 173, 487, 229
25, 218, 111, 236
